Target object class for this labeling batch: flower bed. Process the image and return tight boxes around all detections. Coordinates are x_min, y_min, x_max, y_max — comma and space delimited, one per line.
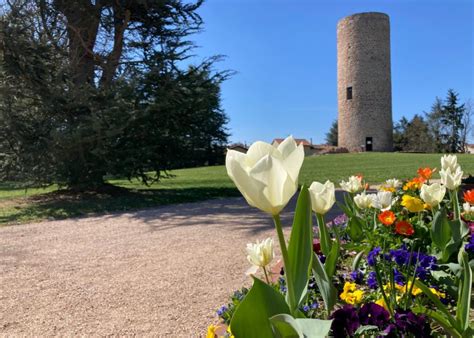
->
207, 136, 473, 338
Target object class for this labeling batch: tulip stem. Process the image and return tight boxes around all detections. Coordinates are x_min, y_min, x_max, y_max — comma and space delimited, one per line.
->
451, 189, 460, 220
272, 214, 297, 313
263, 266, 270, 284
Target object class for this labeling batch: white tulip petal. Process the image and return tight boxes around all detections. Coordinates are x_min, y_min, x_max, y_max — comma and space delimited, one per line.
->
277, 135, 297, 158
246, 141, 279, 166
281, 143, 305, 182
227, 156, 272, 212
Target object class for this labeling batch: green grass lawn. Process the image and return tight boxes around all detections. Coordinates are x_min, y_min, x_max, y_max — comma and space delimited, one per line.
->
1, 152, 473, 225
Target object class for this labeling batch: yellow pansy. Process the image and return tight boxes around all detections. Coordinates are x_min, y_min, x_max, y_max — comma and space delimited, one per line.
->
340, 281, 364, 305
206, 324, 217, 338
401, 195, 425, 212
429, 288, 446, 299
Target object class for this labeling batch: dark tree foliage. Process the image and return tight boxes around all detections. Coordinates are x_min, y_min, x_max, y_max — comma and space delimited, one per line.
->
440, 89, 465, 153
0, 0, 230, 189
425, 97, 448, 153
393, 115, 435, 153
325, 119, 338, 146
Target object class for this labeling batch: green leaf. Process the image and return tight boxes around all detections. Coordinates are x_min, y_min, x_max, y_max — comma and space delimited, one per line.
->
270, 314, 333, 338
230, 277, 290, 338
354, 325, 380, 335
270, 314, 303, 338
316, 213, 332, 256
414, 279, 458, 329
347, 216, 364, 241
456, 252, 472, 331
324, 235, 340, 279
312, 253, 337, 314
287, 186, 313, 309
413, 305, 462, 338
431, 207, 451, 250
351, 250, 365, 271
294, 318, 333, 337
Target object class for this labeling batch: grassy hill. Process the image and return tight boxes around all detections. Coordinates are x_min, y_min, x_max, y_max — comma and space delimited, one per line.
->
1, 152, 473, 224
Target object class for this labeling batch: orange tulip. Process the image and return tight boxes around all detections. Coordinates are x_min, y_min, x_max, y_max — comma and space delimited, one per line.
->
378, 210, 396, 226
463, 189, 474, 204
403, 177, 425, 191
417, 167, 436, 180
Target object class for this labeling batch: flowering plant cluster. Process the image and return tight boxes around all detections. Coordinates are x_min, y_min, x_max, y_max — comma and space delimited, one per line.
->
207, 136, 473, 338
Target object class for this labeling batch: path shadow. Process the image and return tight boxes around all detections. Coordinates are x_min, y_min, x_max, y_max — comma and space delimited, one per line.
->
0, 187, 240, 225
119, 191, 346, 235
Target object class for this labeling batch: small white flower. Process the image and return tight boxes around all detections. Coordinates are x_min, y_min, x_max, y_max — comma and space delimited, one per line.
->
309, 180, 336, 215
340, 176, 363, 193
371, 191, 396, 210
420, 183, 446, 208
463, 202, 474, 214
381, 178, 401, 191
440, 166, 463, 190
354, 192, 373, 209
246, 238, 274, 269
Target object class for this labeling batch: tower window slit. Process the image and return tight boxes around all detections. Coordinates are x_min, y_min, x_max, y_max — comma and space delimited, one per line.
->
346, 87, 352, 100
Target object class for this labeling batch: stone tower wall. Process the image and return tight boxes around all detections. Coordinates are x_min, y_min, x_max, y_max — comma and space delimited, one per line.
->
337, 12, 393, 152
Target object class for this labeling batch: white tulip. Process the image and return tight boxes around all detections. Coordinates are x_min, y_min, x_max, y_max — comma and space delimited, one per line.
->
246, 238, 274, 268
381, 178, 401, 191
226, 136, 305, 215
439, 166, 463, 190
340, 176, 363, 193
441, 154, 459, 172
371, 191, 396, 210
420, 183, 446, 207
309, 180, 336, 215
463, 202, 474, 214
354, 192, 373, 209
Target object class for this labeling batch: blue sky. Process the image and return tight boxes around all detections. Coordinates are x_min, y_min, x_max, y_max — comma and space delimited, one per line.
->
191, 0, 473, 145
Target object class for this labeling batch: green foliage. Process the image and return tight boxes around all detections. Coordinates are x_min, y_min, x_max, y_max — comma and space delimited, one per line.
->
0, 0, 229, 189
230, 277, 290, 338
287, 186, 313, 309
311, 253, 337, 314
413, 253, 473, 338
325, 120, 338, 146
270, 314, 332, 338
440, 89, 466, 153
393, 115, 435, 152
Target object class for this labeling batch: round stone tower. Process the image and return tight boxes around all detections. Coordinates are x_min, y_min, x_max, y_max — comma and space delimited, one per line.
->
337, 12, 393, 152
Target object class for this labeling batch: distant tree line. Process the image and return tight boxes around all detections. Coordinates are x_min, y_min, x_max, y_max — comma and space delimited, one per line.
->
394, 89, 472, 153
326, 89, 472, 152
0, 0, 230, 190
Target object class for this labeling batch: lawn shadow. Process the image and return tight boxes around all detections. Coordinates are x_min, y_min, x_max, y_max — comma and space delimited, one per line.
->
0, 187, 241, 225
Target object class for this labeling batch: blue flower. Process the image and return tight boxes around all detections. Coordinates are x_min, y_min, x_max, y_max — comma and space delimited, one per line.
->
465, 236, 474, 253
393, 268, 405, 285
367, 271, 378, 289
311, 302, 319, 309
350, 269, 364, 284
367, 247, 382, 266
302, 305, 310, 312
217, 305, 228, 316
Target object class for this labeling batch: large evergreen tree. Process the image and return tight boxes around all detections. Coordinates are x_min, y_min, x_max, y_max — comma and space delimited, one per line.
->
0, 0, 229, 189
440, 89, 465, 153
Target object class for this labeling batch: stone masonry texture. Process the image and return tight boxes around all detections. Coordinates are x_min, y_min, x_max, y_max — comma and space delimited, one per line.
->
337, 12, 393, 152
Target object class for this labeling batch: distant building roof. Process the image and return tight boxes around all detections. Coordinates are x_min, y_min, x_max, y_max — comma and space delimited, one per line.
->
272, 138, 311, 146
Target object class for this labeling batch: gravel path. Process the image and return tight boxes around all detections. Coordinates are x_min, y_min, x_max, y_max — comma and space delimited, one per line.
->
0, 194, 343, 336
